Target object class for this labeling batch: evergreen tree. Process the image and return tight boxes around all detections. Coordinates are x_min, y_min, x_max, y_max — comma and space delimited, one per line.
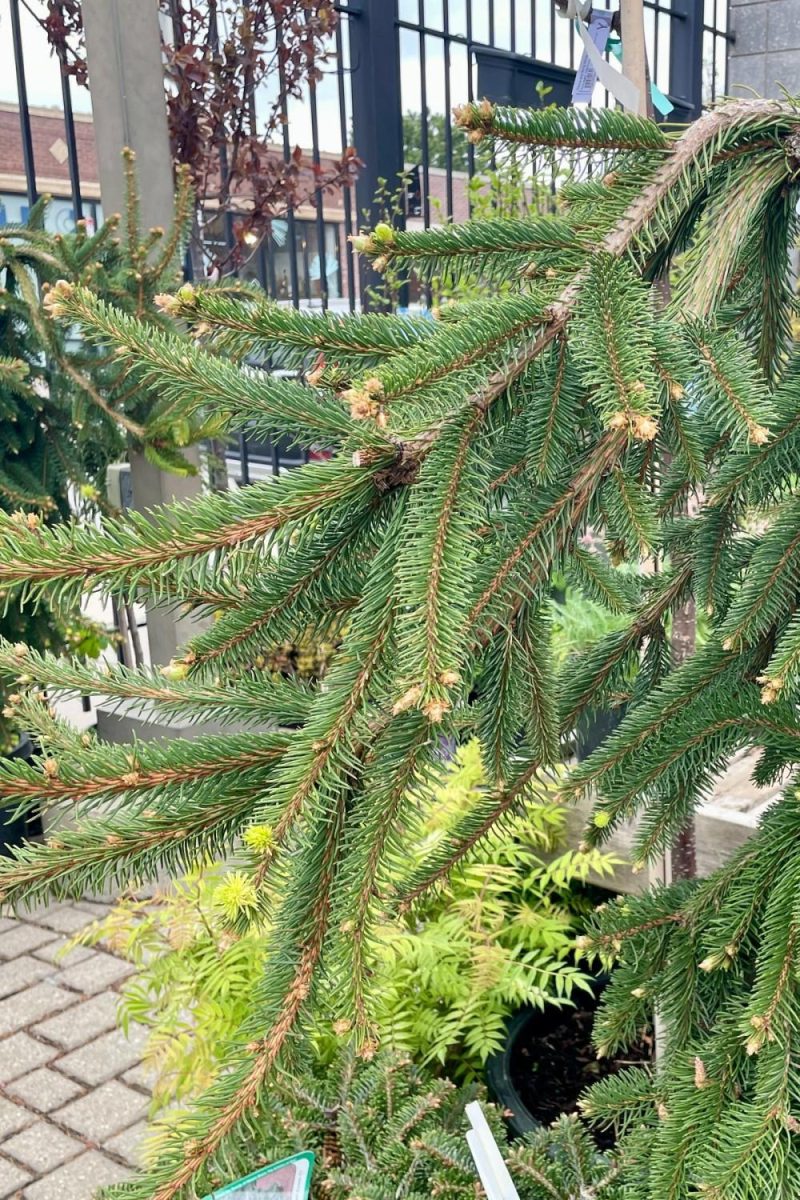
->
0, 162, 196, 748
153, 1046, 619, 1200
0, 97, 798, 1198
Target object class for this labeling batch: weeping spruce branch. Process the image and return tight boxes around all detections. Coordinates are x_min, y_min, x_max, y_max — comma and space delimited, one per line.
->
2, 98, 800, 1199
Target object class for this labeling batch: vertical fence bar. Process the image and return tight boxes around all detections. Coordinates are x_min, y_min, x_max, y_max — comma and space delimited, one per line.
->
9, 0, 37, 208
335, 15, 357, 312
443, 0, 454, 222
307, 62, 329, 310
244, 54, 270, 293
238, 431, 251, 486
466, 0, 475, 193
277, 24, 302, 309
349, 0, 405, 310
208, 0, 236, 262
419, 27, 431, 232
59, 65, 84, 223
669, 0, 704, 121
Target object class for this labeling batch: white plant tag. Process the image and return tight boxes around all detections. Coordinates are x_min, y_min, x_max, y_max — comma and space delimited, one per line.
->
573, 14, 640, 112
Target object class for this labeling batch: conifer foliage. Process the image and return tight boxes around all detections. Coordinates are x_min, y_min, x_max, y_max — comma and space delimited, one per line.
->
1, 99, 800, 1197
160, 1047, 619, 1200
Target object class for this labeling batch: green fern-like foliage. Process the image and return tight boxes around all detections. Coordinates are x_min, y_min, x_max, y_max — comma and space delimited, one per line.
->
135, 1047, 619, 1200
373, 741, 614, 1073
73, 742, 612, 1107
1, 98, 800, 1196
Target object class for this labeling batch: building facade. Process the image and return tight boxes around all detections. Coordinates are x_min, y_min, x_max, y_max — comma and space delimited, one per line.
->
727, 0, 800, 99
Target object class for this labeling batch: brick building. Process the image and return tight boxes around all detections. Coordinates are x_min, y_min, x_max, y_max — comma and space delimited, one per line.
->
0, 100, 478, 312
0, 102, 101, 231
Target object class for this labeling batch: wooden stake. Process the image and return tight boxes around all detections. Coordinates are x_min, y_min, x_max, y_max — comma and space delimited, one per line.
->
619, 0, 653, 118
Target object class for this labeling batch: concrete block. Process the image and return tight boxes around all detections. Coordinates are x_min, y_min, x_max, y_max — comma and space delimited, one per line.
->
122, 1062, 156, 1093
765, 49, 800, 93
30, 908, 97, 937
730, 4, 768, 54
32, 993, 118, 1050
0, 985, 76, 1038
22, 1150, 130, 1200
0, 956, 51, 1001
0, 926, 57, 962
57, 1025, 147, 1088
0, 1033, 55, 1084
7, 1068, 83, 1114
104, 1120, 148, 1167
31, 942, 93, 968
0, 1156, 31, 1199
767, 0, 800, 50
0, 1095, 34, 1138
54, 951, 133, 997
2, 1123, 83, 1174
55, 1080, 148, 1142
727, 52, 767, 96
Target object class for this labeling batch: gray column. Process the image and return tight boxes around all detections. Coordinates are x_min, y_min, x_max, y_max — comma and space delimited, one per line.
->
82, 0, 206, 670
728, 0, 800, 98
81, 0, 175, 230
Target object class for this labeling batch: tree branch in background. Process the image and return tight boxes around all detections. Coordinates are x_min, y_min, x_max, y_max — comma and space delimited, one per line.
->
36, 0, 362, 273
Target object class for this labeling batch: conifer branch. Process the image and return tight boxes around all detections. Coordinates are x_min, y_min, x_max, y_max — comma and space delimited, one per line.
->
166, 284, 435, 361
0, 642, 312, 727
0, 460, 388, 603
0, 730, 287, 815
469, 430, 627, 639
453, 101, 670, 152
5, 97, 800, 1199
46, 283, 375, 446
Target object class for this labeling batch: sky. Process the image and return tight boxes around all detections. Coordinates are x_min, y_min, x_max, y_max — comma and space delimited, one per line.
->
0, 1, 675, 162
0, 1, 537, 160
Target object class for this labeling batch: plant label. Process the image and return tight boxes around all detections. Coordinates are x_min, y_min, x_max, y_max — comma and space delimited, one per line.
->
202, 1151, 314, 1200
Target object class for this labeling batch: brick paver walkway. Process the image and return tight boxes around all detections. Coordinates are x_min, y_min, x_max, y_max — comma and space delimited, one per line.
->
0, 901, 152, 1199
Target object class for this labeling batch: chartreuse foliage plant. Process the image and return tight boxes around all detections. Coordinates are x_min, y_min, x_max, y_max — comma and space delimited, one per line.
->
372, 740, 614, 1073
72, 741, 612, 1106
0, 98, 799, 1197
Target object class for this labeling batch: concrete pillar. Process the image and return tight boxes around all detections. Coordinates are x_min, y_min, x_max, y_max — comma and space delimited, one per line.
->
81, 0, 175, 231
82, 0, 206, 670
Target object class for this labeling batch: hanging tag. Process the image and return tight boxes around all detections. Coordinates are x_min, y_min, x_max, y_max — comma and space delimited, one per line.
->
572, 15, 641, 113
572, 11, 615, 104
606, 37, 674, 115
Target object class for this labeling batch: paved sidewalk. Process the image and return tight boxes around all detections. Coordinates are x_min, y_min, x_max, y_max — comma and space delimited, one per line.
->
0, 900, 151, 1199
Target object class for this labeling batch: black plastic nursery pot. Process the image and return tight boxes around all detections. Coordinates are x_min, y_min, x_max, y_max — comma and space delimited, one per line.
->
486, 978, 652, 1142
1, 733, 42, 856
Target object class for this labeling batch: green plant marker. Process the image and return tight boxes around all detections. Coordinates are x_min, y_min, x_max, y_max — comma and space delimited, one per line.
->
203, 1152, 314, 1200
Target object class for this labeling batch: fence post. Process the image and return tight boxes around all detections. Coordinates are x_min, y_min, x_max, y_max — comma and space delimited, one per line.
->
348, 0, 405, 309
669, 0, 704, 122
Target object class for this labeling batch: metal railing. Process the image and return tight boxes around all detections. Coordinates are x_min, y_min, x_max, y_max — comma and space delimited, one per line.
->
3, 0, 732, 490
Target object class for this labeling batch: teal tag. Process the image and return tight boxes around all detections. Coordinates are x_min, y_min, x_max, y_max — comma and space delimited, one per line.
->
607, 37, 674, 116
203, 1152, 314, 1200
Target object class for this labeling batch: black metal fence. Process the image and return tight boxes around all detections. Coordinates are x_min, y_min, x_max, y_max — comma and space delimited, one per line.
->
2, 0, 733, 487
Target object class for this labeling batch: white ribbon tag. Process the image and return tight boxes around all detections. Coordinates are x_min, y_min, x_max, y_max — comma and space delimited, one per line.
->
572, 13, 640, 112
